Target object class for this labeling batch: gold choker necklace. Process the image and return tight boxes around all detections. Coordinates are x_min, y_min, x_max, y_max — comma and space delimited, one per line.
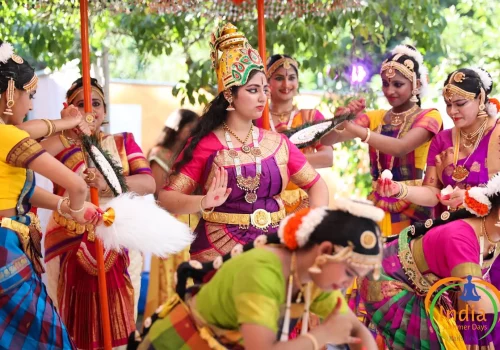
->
390, 105, 419, 126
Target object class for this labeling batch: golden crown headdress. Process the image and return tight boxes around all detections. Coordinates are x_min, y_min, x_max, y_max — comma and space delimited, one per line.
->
210, 23, 264, 92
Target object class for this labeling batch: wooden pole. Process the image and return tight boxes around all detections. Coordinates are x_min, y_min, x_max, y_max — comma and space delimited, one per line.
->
79, 1, 113, 348
256, 0, 270, 130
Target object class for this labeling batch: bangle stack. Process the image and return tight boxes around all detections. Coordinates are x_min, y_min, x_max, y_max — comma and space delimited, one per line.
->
361, 128, 371, 143
199, 195, 215, 214
303, 333, 319, 350
42, 118, 56, 137
395, 182, 409, 199
57, 197, 69, 216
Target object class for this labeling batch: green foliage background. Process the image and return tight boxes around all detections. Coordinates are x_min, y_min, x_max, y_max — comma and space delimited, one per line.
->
2, 0, 498, 196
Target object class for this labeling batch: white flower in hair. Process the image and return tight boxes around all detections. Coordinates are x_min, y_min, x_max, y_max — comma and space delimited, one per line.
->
485, 172, 500, 197
464, 187, 492, 217
295, 207, 328, 248
331, 197, 385, 223
486, 102, 498, 118
0, 42, 14, 64
164, 110, 182, 131
392, 45, 423, 65
471, 67, 493, 90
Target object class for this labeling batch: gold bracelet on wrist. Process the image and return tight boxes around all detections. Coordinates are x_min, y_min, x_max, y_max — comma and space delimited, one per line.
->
41, 118, 54, 137
200, 195, 215, 214
303, 333, 319, 350
361, 128, 371, 143
395, 182, 408, 199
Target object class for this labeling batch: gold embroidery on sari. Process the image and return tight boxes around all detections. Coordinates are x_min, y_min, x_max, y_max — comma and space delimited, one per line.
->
7, 138, 45, 168
169, 172, 198, 194
398, 228, 439, 295
290, 162, 318, 188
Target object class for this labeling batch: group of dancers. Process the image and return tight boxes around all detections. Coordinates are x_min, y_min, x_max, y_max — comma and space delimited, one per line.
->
1, 20, 499, 350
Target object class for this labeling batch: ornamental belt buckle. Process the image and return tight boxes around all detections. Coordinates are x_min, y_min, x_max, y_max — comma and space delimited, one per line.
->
250, 209, 271, 230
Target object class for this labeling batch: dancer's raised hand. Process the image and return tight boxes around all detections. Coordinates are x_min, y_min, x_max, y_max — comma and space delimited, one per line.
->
202, 167, 232, 209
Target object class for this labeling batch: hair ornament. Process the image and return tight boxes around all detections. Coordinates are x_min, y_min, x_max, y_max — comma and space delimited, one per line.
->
484, 171, 500, 198
464, 187, 492, 217
0, 42, 14, 64
471, 67, 493, 91
486, 99, 499, 117
330, 198, 385, 223
164, 110, 182, 131
391, 44, 423, 65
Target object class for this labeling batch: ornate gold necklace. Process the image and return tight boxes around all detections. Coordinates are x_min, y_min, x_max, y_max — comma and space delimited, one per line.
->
390, 105, 419, 126
451, 121, 488, 182
222, 122, 253, 154
376, 107, 420, 176
223, 125, 262, 203
270, 107, 295, 123
460, 119, 487, 148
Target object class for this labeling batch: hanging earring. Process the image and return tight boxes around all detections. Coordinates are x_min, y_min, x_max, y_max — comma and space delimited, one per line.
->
224, 90, 235, 111
307, 255, 327, 274
3, 78, 15, 116
478, 88, 488, 118
410, 73, 419, 103
495, 213, 500, 228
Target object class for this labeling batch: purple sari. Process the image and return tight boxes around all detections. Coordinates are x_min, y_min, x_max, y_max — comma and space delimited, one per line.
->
167, 129, 319, 262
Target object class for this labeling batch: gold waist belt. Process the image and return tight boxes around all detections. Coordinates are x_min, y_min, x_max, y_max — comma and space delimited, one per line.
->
372, 179, 423, 190
1, 217, 30, 241
53, 211, 95, 237
203, 208, 286, 230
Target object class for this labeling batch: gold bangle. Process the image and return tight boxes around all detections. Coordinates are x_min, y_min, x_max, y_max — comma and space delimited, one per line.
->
100, 185, 113, 197
49, 119, 57, 134
69, 204, 85, 214
200, 195, 215, 214
303, 333, 319, 350
395, 182, 408, 199
41, 118, 53, 137
361, 128, 371, 143
334, 127, 345, 133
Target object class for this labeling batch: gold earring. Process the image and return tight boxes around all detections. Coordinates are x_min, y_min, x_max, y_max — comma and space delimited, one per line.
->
3, 78, 15, 116
308, 255, 327, 274
495, 214, 500, 228
478, 88, 488, 118
224, 90, 235, 111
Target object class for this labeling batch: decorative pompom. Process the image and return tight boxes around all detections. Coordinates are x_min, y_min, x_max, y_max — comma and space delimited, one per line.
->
441, 185, 454, 196
331, 198, 385, 223
295, 207, 328, 248
278, 208, 311, 250
0, 42, 13, 64
381, 169, 393, 180
471, 67, 493, 91
486, 102, 498, 118
95, 193, 194, 257
164, 110, 182, 131
463, 187, 492, 217
485, 172, 500, 197
392, 44, 423, 65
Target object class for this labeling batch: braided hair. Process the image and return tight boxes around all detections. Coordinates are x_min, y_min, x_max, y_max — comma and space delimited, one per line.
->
0, 41, 36, 93
172, 69, 260, 175
410, 176, 500, 238
176, 202, 384, 299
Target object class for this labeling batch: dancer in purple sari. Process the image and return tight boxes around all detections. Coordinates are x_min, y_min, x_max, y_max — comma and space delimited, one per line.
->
375, 68, 500, 348
158, 23, 328, 262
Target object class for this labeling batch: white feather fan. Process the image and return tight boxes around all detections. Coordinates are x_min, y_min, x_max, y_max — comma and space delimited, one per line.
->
96, 193, 194, 257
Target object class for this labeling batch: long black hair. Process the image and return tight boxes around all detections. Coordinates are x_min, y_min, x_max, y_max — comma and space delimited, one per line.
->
172, 69, 261, 174
443, 68, 493, 100
176, 207, 381, 299
157, 109, 199, 151
383, 45, 424, 107
411, 191, 500, 237
0, 41, 35, 93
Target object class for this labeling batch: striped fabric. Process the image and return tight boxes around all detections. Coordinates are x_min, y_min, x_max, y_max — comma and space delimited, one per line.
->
0, 228, 74, 349
131, 297, 235, 350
